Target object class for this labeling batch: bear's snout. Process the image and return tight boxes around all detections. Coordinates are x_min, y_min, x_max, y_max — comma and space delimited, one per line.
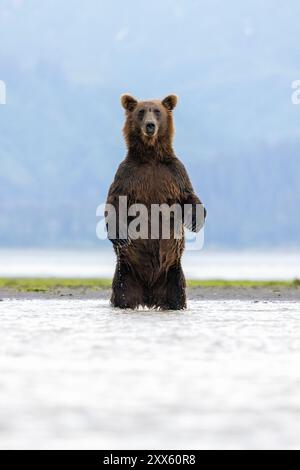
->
145, 122, 156, 136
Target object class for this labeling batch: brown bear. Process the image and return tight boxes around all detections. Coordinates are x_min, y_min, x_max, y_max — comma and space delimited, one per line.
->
106, 94, 206, 310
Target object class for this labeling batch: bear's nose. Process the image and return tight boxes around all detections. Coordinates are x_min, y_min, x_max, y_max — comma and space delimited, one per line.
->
145, 122, 156, 135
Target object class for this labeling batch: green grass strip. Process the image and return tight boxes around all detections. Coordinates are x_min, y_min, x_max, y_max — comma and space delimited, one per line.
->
0, 278, 299, 292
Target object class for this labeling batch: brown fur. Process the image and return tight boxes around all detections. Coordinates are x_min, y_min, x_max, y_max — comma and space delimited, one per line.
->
106, 94, 205, 310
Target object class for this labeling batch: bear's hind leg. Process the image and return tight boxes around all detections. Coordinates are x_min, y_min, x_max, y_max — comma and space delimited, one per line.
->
152, 264, 187, 310
166, 263, 187, 310
111, 262, 143, 309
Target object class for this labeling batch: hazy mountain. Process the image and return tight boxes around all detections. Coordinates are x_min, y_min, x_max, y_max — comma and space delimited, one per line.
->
0, 0, 299, 248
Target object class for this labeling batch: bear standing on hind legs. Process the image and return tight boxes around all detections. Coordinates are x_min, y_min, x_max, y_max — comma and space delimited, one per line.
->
106, 94, 206, 310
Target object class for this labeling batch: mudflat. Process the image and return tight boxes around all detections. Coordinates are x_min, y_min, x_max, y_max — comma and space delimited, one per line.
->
0, 279, 300, 302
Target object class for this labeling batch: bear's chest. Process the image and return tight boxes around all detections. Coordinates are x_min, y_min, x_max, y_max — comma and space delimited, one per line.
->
128, 163, 181, 205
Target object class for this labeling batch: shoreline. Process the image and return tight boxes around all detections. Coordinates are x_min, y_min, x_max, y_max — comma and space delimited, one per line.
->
1, 282, 300, 302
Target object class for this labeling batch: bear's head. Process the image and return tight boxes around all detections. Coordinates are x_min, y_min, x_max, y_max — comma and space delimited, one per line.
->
120, 94, 178, 151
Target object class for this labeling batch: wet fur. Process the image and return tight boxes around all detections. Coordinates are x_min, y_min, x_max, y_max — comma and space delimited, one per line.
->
107, 96, 203, 310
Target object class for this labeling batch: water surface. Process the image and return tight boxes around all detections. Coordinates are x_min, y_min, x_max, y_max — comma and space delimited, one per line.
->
0, 299, 300, 449
1, 248, 300, 280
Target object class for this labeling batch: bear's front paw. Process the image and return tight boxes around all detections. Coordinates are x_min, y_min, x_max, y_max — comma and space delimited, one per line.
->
183, 203, 206, 232
111, 237, 132, 249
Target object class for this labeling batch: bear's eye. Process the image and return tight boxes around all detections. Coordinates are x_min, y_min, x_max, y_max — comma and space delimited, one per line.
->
138, 109, 145, 119
154, 109, 161, 116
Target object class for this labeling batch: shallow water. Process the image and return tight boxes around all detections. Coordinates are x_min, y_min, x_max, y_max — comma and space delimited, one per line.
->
0, 299, 300, 449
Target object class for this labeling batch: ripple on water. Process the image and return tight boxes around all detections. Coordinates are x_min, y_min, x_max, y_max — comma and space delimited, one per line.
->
0, 299, 300, 449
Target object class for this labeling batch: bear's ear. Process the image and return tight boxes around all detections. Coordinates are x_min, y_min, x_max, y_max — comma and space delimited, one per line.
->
120, 94, 138, 112
162, 94, 178, 111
